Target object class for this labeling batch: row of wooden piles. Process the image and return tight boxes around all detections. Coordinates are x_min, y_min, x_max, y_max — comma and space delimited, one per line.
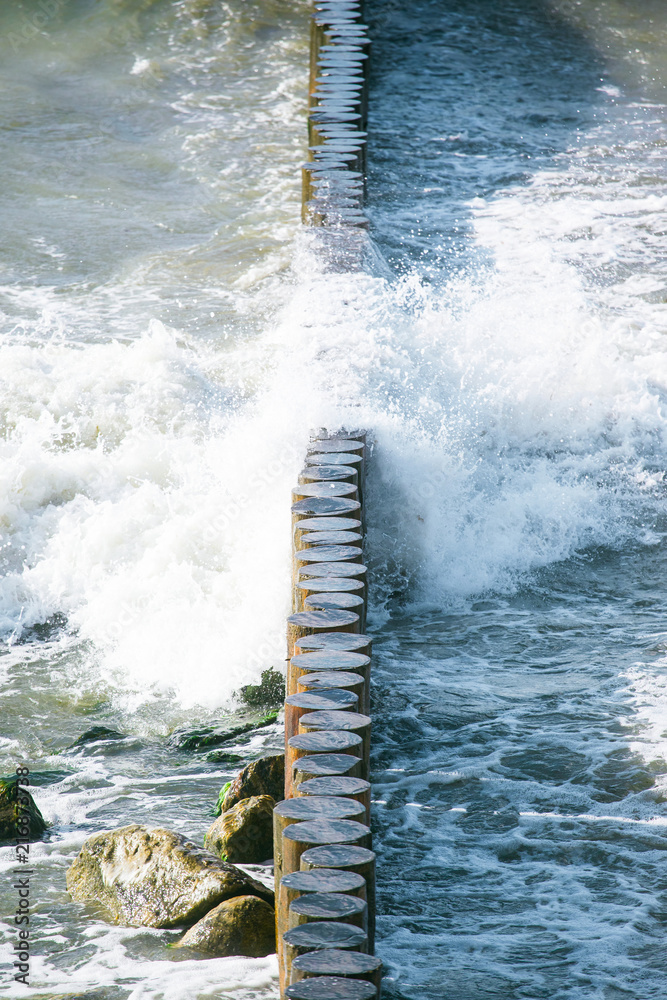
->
273, 429, 379, 999
302, 0, 370, 233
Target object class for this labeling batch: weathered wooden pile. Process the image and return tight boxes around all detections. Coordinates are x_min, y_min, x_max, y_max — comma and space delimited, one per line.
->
274, 429, 379, 998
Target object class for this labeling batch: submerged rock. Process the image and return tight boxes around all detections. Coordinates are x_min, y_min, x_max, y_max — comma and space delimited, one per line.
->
68, 727, 126, 748
66, 825, 273, 928
222, 753, 285, 811
205, 795, 274, 864
170, 712, 278, 753
175, 894, 275, 957
0, 776, 47, 845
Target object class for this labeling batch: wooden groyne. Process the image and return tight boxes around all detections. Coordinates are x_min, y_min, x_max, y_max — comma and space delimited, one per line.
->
275, 430, 377, 999
272, 4, 376, 996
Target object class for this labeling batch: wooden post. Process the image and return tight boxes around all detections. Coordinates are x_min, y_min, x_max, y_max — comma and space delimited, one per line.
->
289, 650, 370, 699
288, 891, 367, 930
287, 609, 360, 659
284, 688, 358, 747
304, 592, 366, 629
298, 710, 371, 779
292, 496, 361, 528
282, 923, 368, 996
292, 754, 364, 795
274, 799, 367, 895
285, 978, 377, 1000
297, 670, 366, 711
295, 576, 365, 612
279, 867, 367, 919
296, 545, 363, 565
274, 800, 368, 982
292, 483, 358, 503
286, 730, 364, 798
298, 465, 358, 486
293, 632, 372, 658
295, 775, 371, 822
298, 529, 362, 547
282, 818, 371, 884
294, 516, 362, 551
305, 452, 363, 470
290, 952, 382, 998
300, 844, 376, 953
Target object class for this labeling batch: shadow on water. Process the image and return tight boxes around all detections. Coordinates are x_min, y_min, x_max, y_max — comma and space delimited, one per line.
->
370, 542, 667, 998
365, 0, 608, 274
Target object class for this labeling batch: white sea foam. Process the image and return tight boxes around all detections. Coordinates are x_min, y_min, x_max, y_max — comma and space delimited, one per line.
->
3, 167, 667, 711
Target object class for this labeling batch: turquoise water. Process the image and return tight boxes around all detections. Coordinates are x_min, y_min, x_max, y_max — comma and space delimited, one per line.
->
1, 0, 667, 997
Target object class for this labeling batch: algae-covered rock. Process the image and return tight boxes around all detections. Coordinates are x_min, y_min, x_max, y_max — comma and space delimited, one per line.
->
175, 894, 275, 957
0, 776, 47, 845
68, 727, 126, 749
170, 712, 278, 753
66, 825, 273, 928
205, 795, 274, 864
222, 753, 284, 811
239, 667, 284, 709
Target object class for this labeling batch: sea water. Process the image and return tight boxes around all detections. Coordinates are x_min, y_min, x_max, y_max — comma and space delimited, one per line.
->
1, 0, 667, 997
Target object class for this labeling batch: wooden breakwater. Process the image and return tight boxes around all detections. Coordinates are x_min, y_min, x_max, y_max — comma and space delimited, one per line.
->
275, 429, 377, 999
301, 0, 370, 270
272, 4, 376, 997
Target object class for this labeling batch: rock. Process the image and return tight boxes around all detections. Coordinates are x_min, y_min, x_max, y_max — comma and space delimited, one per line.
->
204, 795, 274, 864
169, 711, 278, 753
175, 894, 275, 957
66, 825, 273, 928
69, 727, 126, 748
238, 667, 284, 709
222, 753, 285, 811
0, 776, 47, 845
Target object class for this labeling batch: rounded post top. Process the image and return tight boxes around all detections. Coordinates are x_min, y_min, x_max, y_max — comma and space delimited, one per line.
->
288, 730, 362, 753
304, 594, 365, 611
299, 530, 362, 546
293, 753, 363, 778
298, 562, 367, 579
285, 977, 377, 1000
282, 818, 370, 845
285, 689, 358, 712
292, 497, 361, 516
274, 797, 364, 822
282, 920, 367, 950
295, 517, 361, 531
288, 609, 359, 629
300, 465, 358, 483
305, 453, 363, 467
297, 670, 364, 690
293, 482, 357, 498
281, 868, 366, 894
296, 545, 361, 563
298, 775, 370, 797
307, 439, 363, 454
289, 891, 366, 919
294, 632, 372, 652
299, 710, 371, 731
301, 844, 376, 869
291, 650, 370, 670
297, 579, 364, 593
292, 949, 382, 974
